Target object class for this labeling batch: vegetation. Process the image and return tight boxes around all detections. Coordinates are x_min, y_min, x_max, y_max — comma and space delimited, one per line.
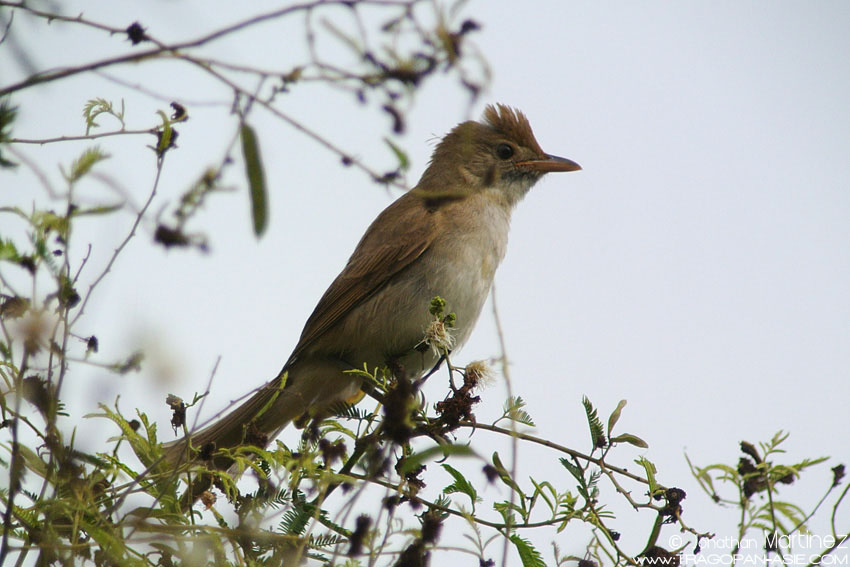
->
0, 2, 846, 566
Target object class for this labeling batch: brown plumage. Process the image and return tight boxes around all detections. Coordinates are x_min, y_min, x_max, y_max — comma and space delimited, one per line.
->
163, 104, 580, 468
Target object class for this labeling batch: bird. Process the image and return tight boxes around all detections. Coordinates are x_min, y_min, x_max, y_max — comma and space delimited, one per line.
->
164, 104, 580, 467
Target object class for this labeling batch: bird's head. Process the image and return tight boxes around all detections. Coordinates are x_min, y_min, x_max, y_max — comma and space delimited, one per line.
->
416, 104, 581, 205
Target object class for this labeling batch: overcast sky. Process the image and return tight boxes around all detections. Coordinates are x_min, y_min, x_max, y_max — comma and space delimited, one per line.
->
3, 1, 849, 564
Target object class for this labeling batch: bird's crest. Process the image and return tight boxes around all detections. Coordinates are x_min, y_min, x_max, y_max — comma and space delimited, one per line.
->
482, 104, 545, 155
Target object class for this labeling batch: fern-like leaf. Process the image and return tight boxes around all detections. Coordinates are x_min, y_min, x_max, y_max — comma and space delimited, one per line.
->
279, 502, 315, 536
308, 533, 347, 549
510, 534, 546, 567
582, 396, 605, 449
328, 401, 365, 420
0, 99, 18, 167
442, 463, 479, 508
65, 146, 110, 183
82, 98, 124, 135
503, 396, 535, 427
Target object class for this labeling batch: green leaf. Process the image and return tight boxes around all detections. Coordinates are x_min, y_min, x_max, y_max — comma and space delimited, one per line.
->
492, 452, 524, 496
0, 206, 28, 220
72, 204, 124, 217
33, 211, 69, 239
765, 430, 790, 453
772, 500, 807, 529
510, 535, 546, 567
66, 146, 110, 183
529, 478, 557, 514
155, 109, 172, 156
82, 98, 124, 135
560, 457, 583, 484
493, 501, 517, 526
14, 444, 49, 479
685, 453, 717, 496
504, 396, 535, 427
279, 490, 328, 536
397, 444, 476, 475
384, 137, 410, 170
240, 123, 268, 236
441, 463, 479, 506
582, 396, 604, 449
792, 456, 829, 471
79, 517, 132, 565
86, 404, 162, 471
607, 399, 627, 435
254, 371, 286, 420
0, 238, 19, 262
0, 99, 18, 168
609, 433, 648, 448
635, 456, 659, 494
308, 533, 347, 550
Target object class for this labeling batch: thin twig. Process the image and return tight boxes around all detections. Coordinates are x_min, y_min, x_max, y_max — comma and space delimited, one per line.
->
70, 155, 164, 326
490, 285, 518, 567
10, 128, 154, 145
459, 421, 657, 488
0, 0, 416, 97
0, 349, 30, 564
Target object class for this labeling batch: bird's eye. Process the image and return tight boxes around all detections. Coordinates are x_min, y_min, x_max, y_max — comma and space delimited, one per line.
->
496, 143, 514, 160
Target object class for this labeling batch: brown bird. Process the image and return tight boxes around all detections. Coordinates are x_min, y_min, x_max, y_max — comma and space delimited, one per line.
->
165, 104, 580, 466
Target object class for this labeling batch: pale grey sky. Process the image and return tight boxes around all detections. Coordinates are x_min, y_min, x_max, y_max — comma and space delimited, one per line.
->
2, 1, 849, 564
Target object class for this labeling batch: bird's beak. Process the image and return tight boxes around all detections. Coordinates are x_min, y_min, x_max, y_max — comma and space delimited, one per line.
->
516, 154, 582, 173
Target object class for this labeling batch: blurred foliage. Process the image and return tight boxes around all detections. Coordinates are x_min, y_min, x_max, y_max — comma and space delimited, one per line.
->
0, 1, 846, 566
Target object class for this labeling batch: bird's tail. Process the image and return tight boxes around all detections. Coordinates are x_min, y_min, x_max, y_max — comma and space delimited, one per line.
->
162, 371, 304, 469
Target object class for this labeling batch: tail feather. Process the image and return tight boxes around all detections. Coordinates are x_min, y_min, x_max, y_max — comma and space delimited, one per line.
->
163, 373, 302, 468
162, 358, 362, 470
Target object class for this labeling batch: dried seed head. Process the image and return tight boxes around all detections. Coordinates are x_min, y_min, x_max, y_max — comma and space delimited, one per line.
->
200, 490, 217, 509
464, 360, 495, 388
424, 319, 455, 355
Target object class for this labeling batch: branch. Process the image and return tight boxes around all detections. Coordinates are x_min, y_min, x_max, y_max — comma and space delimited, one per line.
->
69, 154, 165, 326
10, 128, 154, 145
0, 0, 418, 97
459, 421, 658, 488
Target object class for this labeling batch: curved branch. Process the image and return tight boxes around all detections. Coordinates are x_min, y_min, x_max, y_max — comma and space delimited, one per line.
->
458, 421, 659, 488
0, 0, 417, 97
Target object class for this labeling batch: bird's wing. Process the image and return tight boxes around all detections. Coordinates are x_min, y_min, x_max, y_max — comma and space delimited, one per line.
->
286, 192, 436, 363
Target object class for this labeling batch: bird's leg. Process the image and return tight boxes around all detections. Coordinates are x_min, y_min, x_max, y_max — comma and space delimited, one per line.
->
415, 353, 451, 390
